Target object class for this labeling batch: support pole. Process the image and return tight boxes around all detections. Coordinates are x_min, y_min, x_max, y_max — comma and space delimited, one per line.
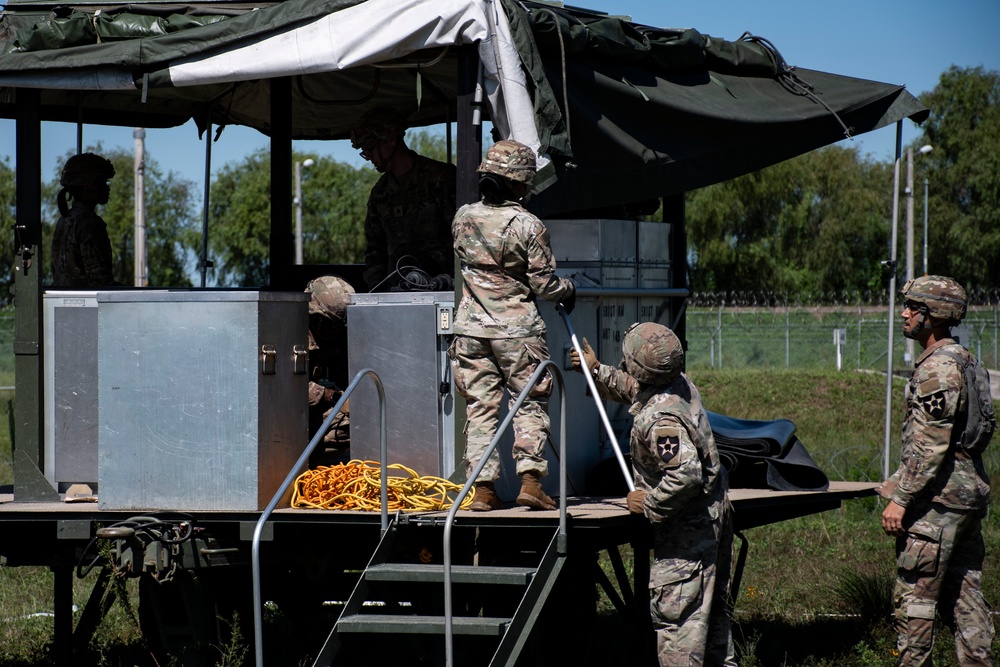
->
12, 88, 52, 500
904, 146, 915, 366
558, 307, 634, 492
883, 121, 903, 481
269, 77, 294, 288
133, 128, 147, 287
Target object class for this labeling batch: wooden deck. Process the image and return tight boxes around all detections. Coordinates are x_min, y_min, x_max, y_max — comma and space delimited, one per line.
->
0, 481, 879, 531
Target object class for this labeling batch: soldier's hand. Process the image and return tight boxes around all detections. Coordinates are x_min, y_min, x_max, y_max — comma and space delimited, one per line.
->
570, 337, 600, 375
881, 500, 906, 537
626, 489, 647, 515
559, 282, 577, 315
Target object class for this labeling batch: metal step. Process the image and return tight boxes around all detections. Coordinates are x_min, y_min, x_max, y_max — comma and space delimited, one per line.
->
364, 563, 535, 585
337, 613, 510, 636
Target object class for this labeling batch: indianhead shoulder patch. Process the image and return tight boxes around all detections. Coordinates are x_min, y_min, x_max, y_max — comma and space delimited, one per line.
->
652, 425, 682, 468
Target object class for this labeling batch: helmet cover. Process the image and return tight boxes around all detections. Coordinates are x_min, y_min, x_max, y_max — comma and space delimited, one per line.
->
306, 275, 355, 325
900, 275, 967, 323
350, 107, 407, 149
60, 153, 115, 188
476, 140, 537, 184
621, 322, 684, 386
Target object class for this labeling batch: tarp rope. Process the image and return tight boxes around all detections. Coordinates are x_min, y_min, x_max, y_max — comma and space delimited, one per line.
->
740, 31, 854, 140
291, 460, 475, 511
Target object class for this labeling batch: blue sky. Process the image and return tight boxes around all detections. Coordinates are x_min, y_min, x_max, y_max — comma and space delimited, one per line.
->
1, 0, 998, 184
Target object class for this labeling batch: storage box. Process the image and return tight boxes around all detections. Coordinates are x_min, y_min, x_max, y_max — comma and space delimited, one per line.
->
97, 290, 309, 511
348, 292, 456, 478
43, 291, 99, 491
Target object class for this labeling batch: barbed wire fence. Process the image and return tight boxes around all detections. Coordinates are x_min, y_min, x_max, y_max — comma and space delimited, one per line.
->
685, 289, 1000, 372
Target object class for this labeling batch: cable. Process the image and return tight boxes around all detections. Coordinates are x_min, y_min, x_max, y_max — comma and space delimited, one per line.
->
291, 460, 475, 511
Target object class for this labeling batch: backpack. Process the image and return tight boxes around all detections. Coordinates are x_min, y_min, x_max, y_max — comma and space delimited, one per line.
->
938, 348, 996, 455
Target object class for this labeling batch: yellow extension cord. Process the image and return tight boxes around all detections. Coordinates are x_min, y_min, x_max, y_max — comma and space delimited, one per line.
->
290, 460, 475, 511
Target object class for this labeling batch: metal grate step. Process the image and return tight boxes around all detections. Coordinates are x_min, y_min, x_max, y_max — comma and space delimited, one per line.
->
364, 563, 535, 585
336, 613, 511, 636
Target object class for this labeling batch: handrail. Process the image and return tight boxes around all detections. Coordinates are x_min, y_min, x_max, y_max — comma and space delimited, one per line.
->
252, 368, 385, 667
442, 358, 566, 667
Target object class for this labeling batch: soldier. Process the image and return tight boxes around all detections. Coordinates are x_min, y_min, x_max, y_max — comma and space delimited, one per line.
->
350, 106, 456, 292
571, 324, 736, 667
51, 152, 120, 287
305, 276, 354, 457
450, 139, 576, 512
878, 275, 995, 667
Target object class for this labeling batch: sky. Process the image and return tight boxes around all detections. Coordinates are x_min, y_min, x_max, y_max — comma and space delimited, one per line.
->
1, 0, 998, 186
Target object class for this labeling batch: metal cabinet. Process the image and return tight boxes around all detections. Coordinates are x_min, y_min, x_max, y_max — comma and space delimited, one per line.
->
97, 290, 309, 511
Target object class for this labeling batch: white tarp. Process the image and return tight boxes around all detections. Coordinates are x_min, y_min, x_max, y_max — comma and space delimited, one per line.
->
167, 0, 543, 161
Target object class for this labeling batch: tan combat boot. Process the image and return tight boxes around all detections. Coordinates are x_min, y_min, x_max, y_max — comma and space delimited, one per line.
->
516, 472, 557, 510
470, 482, 501, 512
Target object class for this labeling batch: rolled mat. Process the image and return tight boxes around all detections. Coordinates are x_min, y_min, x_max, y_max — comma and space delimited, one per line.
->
707, 411, 830, 492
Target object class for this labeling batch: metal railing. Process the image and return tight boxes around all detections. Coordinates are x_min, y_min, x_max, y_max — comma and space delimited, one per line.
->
251, 368, 385, 667
441, 359, 566, 667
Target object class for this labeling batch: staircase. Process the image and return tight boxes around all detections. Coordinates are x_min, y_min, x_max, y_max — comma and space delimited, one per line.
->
311, 516, 567, 667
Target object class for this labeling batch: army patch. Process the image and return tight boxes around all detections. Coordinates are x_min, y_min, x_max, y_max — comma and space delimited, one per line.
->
918, 391, 948, 420
653, 425, 682, 468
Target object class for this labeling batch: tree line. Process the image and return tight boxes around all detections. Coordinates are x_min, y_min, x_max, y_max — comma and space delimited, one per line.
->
1, 66, 996, 297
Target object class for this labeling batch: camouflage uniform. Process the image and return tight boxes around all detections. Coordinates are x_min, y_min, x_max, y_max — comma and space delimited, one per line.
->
596, 361, 736, 667
51, 201, 117, 287
306, 276, 354, 448
883, 338, 994, 667
361, 154, 456, 290
450, 195, 574, 483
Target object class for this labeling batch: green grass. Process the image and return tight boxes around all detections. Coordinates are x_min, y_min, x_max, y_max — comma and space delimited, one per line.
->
2, 368, 998, 665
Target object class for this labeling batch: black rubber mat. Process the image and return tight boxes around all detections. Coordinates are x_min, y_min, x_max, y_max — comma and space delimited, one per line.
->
708, 412, 830, 492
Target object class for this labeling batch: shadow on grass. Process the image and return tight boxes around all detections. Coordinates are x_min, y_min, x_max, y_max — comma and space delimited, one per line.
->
733, 614, 896, 667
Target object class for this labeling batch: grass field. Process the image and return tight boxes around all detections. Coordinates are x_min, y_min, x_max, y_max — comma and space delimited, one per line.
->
1, 368, 998, 666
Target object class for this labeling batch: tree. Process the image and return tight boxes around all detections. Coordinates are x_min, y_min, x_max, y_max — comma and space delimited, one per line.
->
300, 157, 379, 267
205, 149, 273, 286
0, 158, 14, 303
917, 66, 1000, 290
43, 145, 199, 287
206, 149, 379, 286
685, 145, 892, 295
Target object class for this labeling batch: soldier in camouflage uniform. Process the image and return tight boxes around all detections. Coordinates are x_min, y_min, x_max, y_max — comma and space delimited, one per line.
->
572, 324, 736, 667
450, 139, 576, 511
305, 276, 354, 457
879, 275, 995, 667
350, 107, 456, 292
51, 152, 120, 287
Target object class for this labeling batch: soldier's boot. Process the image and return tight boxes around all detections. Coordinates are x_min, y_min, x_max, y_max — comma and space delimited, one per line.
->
470, 482, 501, 512
516, 472, 557, 510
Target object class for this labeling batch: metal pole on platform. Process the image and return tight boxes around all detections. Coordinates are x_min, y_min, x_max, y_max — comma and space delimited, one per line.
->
883, 121, 903, 480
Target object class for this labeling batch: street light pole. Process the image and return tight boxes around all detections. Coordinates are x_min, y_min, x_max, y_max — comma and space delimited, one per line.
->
923, 176, 929, 276
294, 158, 314, 265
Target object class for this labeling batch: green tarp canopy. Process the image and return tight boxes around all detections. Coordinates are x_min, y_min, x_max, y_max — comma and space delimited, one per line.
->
0, 0, 928, 216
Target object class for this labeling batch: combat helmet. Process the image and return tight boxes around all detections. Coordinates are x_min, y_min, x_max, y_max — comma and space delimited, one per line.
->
477, 140, 537, 184
621, 322, 684, 386
350, 107, 406, 149
900, 275, 967, 324
60, 153, 115, 188
306, 275, 355, 326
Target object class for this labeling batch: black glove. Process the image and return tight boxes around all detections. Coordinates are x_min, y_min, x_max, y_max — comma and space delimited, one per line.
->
559, 282, 577, 315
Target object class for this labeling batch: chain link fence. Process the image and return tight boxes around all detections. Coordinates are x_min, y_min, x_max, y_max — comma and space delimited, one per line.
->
685, 291, 1000, 371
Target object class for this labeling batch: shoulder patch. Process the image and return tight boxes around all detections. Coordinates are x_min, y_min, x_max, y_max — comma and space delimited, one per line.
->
652, 425, 682, 468
917, 377, 944, 396
918, 390, 948, 420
